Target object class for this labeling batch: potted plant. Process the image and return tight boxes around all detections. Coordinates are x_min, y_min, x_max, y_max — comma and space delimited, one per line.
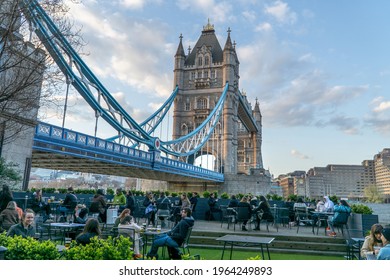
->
348, 204, 378, 237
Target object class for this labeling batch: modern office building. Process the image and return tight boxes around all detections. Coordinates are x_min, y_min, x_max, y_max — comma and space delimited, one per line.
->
374, 148, 390, 199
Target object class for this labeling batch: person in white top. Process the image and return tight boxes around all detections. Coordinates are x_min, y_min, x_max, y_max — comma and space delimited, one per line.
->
323, 196, 334, 212
118, 215, 143, 258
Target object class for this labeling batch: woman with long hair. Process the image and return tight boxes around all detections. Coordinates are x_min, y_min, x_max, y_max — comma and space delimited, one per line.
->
76, 218, 101, 245
361, 223, 383, 258
7, 208, 36, 238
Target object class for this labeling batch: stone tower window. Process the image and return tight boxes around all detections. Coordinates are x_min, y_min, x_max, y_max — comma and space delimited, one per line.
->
197, 98, 207, 109
185, 102, 190, 111
181, 124, 188, 135
205, 55, 209, 65
198, 56, 203, 66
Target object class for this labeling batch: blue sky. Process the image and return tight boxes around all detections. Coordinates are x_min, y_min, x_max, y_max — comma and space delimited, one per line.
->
41, 0, 390, 178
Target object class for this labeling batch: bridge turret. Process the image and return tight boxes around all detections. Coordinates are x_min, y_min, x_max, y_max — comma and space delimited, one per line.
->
222, 28, 239, 89
173, 34, 186, 89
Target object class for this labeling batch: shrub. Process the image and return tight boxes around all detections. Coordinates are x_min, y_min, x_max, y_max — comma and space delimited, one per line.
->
202, 191, 210, 198
351, 204, 373, 215
63, 236, 133, 260
0, 233, 60, 260
220, 192, 229, 199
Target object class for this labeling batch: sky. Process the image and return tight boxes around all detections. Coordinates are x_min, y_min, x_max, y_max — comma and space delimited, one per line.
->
39, 0, 390, 178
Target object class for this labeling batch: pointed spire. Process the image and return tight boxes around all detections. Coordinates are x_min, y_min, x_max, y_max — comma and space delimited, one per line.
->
175, 33, 185, 57
224, 27, 234, 51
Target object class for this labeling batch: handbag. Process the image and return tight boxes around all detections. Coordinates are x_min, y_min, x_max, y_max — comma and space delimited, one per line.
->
145, 204, 156, 214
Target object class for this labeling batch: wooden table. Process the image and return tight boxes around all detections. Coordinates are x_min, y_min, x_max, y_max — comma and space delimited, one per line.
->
216, 234, 274, 260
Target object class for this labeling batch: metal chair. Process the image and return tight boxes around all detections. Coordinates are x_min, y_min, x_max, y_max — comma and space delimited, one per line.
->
220, 205, 236, 229
234, 206, 252, 231
294, 206, 315, 234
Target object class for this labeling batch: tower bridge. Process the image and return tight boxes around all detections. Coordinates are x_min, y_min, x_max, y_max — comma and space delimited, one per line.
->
1, 1, 271, 194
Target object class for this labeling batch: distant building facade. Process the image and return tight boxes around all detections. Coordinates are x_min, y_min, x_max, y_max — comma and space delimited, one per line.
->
374, 148, 390, 199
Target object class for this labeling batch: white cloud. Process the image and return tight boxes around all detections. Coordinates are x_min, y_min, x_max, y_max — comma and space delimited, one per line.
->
242, 10, 257, 22
291, 149, 309, 160
255, 22, 272, 32
176, 0, 234, 23
264, 0, 297, 24
373, 100, 390, 113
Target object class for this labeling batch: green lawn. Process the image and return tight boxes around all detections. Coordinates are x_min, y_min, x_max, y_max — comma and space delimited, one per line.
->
178, 248, 343, 260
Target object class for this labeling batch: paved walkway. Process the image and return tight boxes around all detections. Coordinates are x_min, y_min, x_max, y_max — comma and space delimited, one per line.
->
192, 219, 337, 239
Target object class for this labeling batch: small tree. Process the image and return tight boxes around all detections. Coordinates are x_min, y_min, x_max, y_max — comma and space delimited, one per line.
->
0, 157, 21, 187
364, 185, 383, 203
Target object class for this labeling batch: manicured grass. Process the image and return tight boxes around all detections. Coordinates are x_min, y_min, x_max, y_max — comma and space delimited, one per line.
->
181, 248, 343, 260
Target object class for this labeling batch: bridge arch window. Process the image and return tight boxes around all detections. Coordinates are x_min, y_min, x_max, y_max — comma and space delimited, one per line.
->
185, 102, 191, 111
197, 98, 207, 109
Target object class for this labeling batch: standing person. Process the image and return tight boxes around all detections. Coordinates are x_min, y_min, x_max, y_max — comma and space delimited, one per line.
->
118, 215, 143, 259
125, 191, 136, 214
75, 218, 101, 245
90, 189, 107, 223
189, 192, 198, 213
143, 192, 156, 226
0, 184, 13, 213
113, 188, 126, 213
31, 189, 52, 221
0, 201, 19, 232
7, 208, 36, 238
377, 227, 390, 260
147, 207, 194, 260
327, 199, 351, 237
206, 193, 221, 221
361, 224, 383, 259
156, 192, 171, 227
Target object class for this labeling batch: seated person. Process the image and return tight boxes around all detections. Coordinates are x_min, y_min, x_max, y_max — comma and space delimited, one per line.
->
89, 189, 107, 223
0, 201, 20, 232
327, 200, 351, 237
76, 218, 101, 245
237, 196, 252, 231
361, 223, 383, 259
31, 189, 52, 221
377, 227, 390, 260
253, 195, 274, 230
118, 215, 143, 258
147, 207, 194, 260
7, 209, 36, 238
73, 204, 89, 224
58, 187, 78, 219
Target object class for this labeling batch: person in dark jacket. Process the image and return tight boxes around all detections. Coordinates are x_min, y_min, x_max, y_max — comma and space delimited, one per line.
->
125, 190, 136, 214
143, 192, 156, 226
0, 184, 13, 213
189, 192, 198, 213
59, 187, 78, 219
7, 208, 36, 238
76, 218, 101, 245
237, 196, 252, 231
0, 201, 19, 232
89, 189, 107, 223
253, 195, 274, 230
73, 204, 89, 224
31, 189, 52, 221
147, 207, 194, 259
205, 193, 222, 220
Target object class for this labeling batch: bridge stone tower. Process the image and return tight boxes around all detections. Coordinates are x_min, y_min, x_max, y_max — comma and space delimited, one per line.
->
172, 22, 271, 195
0, 1, 45, 190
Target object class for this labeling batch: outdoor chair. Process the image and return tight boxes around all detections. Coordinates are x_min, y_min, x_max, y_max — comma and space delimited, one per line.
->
234, 206, 252, 231
162, 226, 193, 259
156, 209, 171, 228
332, 212, 351, 239
117, 227, 143, 255
294, 206, 315, 234
220, 205, 236, 229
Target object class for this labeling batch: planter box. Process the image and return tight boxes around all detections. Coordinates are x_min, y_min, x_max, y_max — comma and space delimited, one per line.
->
347, 213, 378, 237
